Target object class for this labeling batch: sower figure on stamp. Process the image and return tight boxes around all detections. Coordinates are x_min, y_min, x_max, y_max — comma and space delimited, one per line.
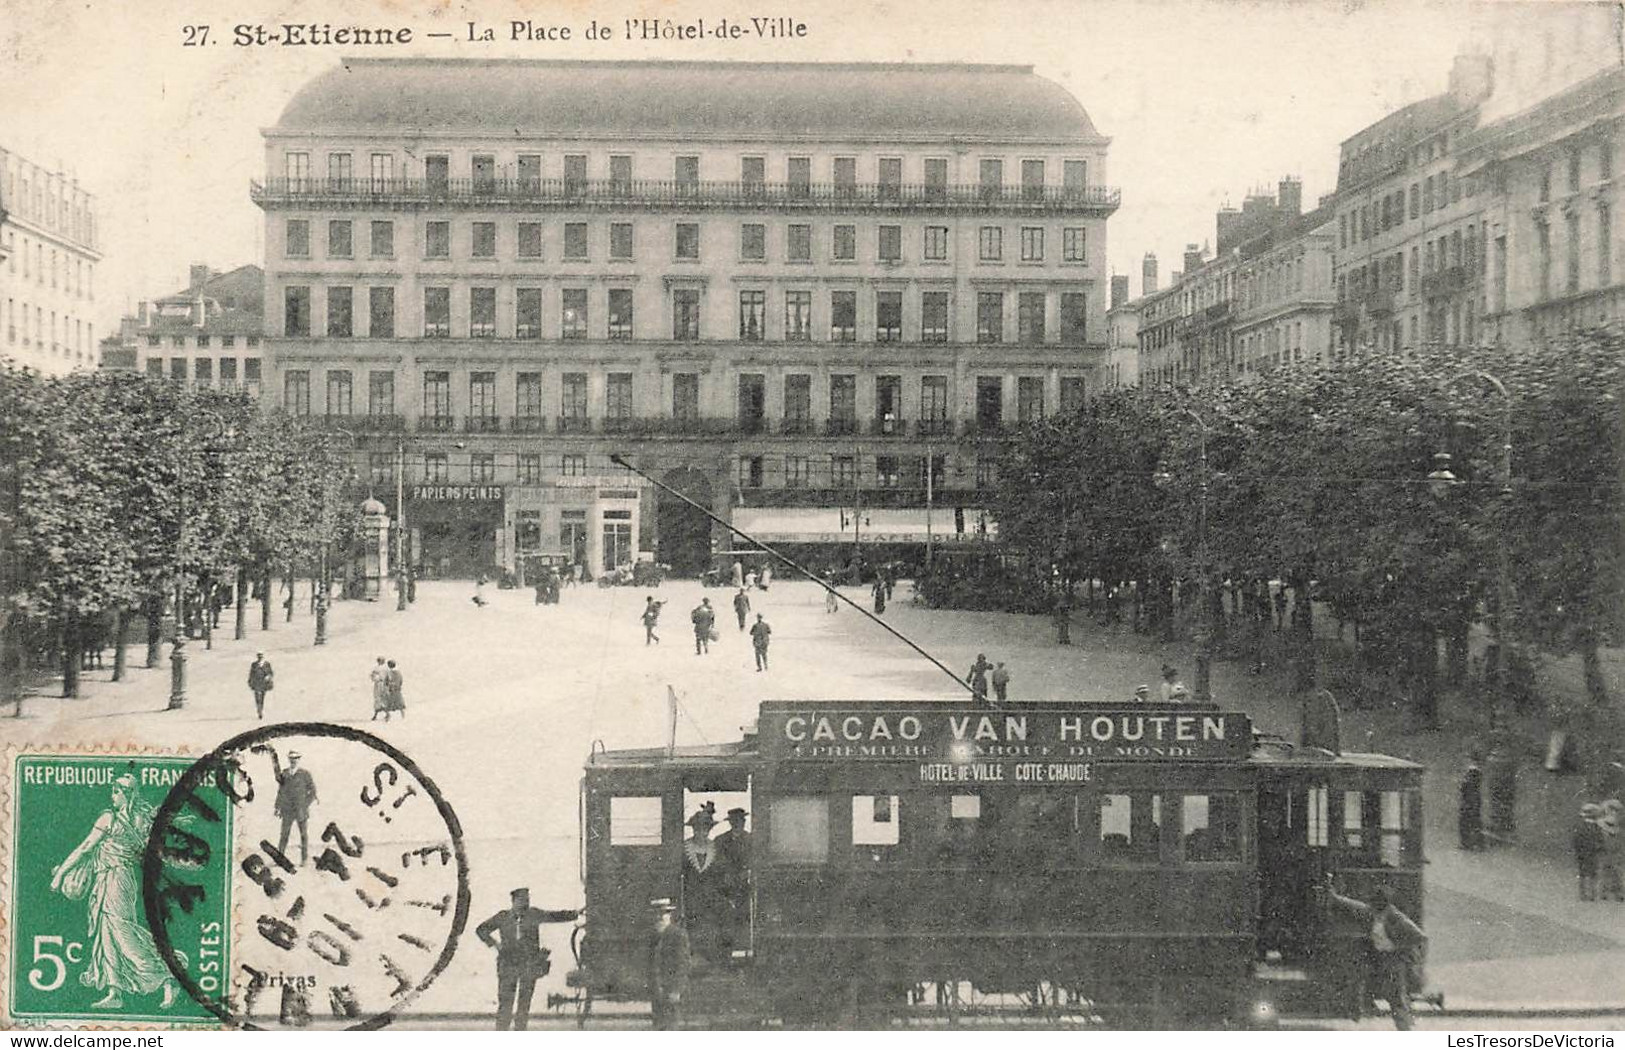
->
474, 887, 579, 1031
248, 652, 274, 719
259, 748, 318, 866
649, 898, 691, 1030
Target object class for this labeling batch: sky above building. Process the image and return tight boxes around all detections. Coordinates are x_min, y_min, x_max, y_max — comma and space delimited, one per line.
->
0, 0, 1521, 331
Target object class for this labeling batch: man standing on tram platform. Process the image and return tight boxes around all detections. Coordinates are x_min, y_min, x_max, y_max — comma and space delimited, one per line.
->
1318, 877, 1426, 1030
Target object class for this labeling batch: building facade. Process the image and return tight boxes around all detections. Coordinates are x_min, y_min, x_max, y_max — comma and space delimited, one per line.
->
255, 59, 1117, 578
1232, 213, 1337, 376
102, 264, 265, 389
0, 146, 101, 375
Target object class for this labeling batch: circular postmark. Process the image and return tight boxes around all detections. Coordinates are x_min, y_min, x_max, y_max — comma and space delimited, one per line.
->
141, 723, 470, 1030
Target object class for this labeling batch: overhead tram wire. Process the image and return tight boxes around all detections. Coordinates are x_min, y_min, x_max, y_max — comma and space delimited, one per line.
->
608, 454, 985, 706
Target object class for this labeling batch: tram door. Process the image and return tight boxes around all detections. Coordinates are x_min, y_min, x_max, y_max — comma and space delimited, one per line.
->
1256, 779, 1328, 961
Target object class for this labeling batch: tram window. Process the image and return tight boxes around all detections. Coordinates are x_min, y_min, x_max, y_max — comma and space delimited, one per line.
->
609, 796, 663, 846
769, 797, 829, 864
950, 794, 981, 819
853, 795, 901, 846
1099, 793, 1161, 862
1343, 790, 1373, 852
1380, 790, 1415, 868
1306, 785, 1329, 847
1181, 793, 1242, 862
1014, 792, 1074, 867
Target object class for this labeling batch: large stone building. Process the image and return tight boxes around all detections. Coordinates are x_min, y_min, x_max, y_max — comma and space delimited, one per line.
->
1232, 210, 1337, 375
0, 145, 101, 375
102, 264, 265, 389
254, 59, 1117, 578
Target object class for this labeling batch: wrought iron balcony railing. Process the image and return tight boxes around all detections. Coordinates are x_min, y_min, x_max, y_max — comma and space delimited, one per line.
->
251, 177, 1122, 214
417, 415, 456, 433
510, 415, 546, 434
464, 415, 502, 434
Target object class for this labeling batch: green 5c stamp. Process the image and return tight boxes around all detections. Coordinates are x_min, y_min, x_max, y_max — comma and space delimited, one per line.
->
8, 754, 232, 1024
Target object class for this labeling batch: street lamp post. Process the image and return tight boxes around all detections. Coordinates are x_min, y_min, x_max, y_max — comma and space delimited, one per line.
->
1428, 369, 1516, 840
396, 438, 409, 611
315, 427, 358, 647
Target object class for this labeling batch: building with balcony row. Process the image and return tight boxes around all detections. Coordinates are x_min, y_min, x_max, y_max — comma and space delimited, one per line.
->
100, 264, 265, 386
258, 58, 1117, 577
0, 144, 101, 376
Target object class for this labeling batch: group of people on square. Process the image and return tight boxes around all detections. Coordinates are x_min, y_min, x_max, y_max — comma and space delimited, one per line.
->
966, 653, 1011, 701
686, 596, 773, 670
369, 656, 407, 721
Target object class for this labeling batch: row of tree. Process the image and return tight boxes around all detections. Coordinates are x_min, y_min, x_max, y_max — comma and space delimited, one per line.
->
994, 330, 1623, 727
0, 365, 361, 701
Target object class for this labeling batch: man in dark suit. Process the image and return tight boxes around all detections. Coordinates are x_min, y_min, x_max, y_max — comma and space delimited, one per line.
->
271, 750, 317, 865
248, 653, 274, 719
475, 887, 579, 1030
1320, 877, 1427, 1030
649, 899, 690, 1029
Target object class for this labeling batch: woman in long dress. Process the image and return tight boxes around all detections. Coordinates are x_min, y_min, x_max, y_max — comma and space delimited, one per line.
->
371, 656, 390, 720
50, 773, 181, 1009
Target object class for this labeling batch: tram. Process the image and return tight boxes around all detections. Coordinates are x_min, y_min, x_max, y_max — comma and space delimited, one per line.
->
567, 699, 1425, 1027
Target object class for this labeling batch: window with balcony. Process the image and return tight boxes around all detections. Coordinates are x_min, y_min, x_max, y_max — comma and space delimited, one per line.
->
741, 156, 765, 192
285, 151, 310, 189
1063, 227, 1086, 263
784, 455, 809, 488
564, 154, 587, 194
564, 223, 588, 260
470, 287, 497, 338
673, 373, 699, 421
518, 222, 542, 259
784, 374, 811, 430
788, 224, 812, 262
561, 455, 587, 477
326, 220, 352, 258
673, 289, 701, 340
737, 455, 764, 489
561, 373, 588, 427
978, 226, 1004, 262
740, 224, 766, 261
834, 157, 857, 193
788, 156, 811, 199
325, 370, 352, 416
923, 157, 948, 200
518, 154, 541, 189
328, 152, 353, 189
423, 287, 450, 338
1022, 159, 1045, 199
737, 373, 765, 431
1018, 292, 1045, 344
283, 369, 310, 415
979, 158, 1004, 197
878, 157, 902, 200
467, 453, 494, 483
422, 453, 448, 483
516, 288, 542, 339
469, 372, 496, 428
977, 292, 1004, 343
610, 154, 632, 190
873, 456, 901, 488
875, 375, 901, 433
833, 455, 856, 487
422, 370, 451, 425
562, 288, 588, 339
610, 223, 633, 260
739, 290, 765, 340
1020, 227, 1044, 262
1064, 159, 1087, 193
1017, 376, 1045, 423
833, 225, 856, 261
921, 292, 949, 342
1060, 292, 1087, 345
608, 288, 634, 340
785, 290, 812, 341
878, 225, 902, 263
285, 286, 311, 337
518, 454, 542, 485
472, 154, 496, 192
285, 219, 311, 259
830, 374, 856, 430
371, 220, 394, 258
675, 155, 699, 191
876, 291, 902, 343
976, 376, 1003, 429
675, 222, 700, 260
426, 221, 450, 259
606, 373, 633, 424
830, 290, 856, 341
369, 371, 394, 418
472, 222, 496, 259
920, 375, 948, 430
327, 286, 354, 338
516, 373, 543, 428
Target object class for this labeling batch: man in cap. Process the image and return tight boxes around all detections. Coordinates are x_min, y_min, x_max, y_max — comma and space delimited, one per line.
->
749, 613, 772, 671
1576, 803, 1606, 901
272, 750, 317, 865
1132, 684, 1151, 703
475, 887, 580, 1030
691, 598, 715, 655
1319, 877, 1426, 1030
649, 899, 690, 1029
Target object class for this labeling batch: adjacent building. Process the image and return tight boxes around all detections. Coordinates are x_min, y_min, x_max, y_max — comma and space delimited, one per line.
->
253, 59, 1117, 578
1232, 210, 1337, 375
0, 146, 101, 375
104, 264, 265, 390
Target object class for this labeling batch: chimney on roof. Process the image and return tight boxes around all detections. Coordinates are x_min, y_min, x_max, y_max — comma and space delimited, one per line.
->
1142, 253, 1159, 295
1449, 51, 1493, 105
1171, 270, 1184, 285
1277, 177, 1302, 216
1183, 243, 1205, 274
1110, 274, 1129, 308
189, 264, 210, 292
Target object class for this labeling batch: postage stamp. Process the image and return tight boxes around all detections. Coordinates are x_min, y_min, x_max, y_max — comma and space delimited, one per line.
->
143, 723, 470, 1030
5, 750, 233, 1026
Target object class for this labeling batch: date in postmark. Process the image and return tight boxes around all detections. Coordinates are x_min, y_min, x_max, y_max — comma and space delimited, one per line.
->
6, 752, 232, 1025
142, 724, 469, 1030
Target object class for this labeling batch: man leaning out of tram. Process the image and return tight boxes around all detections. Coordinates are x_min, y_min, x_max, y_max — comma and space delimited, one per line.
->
1318, 876, 1426, 1030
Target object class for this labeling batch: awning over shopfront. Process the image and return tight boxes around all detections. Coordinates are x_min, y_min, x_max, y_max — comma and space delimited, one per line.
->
732, 507, 997, 546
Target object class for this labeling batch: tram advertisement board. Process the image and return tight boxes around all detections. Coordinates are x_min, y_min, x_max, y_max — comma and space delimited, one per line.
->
759, 706, 1253, 768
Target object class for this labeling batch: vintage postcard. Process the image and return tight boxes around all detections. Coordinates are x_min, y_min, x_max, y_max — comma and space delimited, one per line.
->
1, 0, 1623, 1032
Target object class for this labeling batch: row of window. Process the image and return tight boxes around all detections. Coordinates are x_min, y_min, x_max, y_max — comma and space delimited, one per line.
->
1, 163, 98, 248
1340, 168, 1481, 247
1340, 222, 1488, 302
4, 231, 96, 299
284, 217, 1089, 266
2, 297, 94, 355
143, 333, 261, 349
144, 356, 262, 385
283, 284, 1091, 345
1532, 203, 1614, 300
288, 150, 1091, 193
283, 369, 1080, 428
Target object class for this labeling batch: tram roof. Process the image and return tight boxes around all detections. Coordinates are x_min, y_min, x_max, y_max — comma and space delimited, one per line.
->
588, 740, 757, 768
1249, 744, 1423, 770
